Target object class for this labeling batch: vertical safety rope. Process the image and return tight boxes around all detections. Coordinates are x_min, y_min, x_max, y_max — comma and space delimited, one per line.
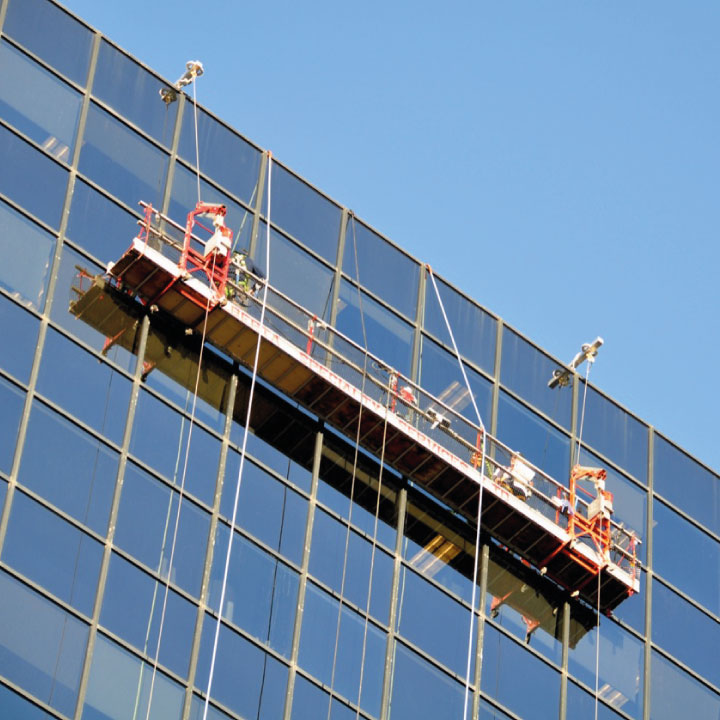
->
192, 78, 201, 204
202, 152, 273, 720
326, 213, 371, 720
574, 358, 593, 466
425, 265, 487, 720
595, 572, 601, 720
145, 257, 215, 720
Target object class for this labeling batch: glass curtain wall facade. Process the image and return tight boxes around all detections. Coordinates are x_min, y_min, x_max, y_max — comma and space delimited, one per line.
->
0, 1, 718, 718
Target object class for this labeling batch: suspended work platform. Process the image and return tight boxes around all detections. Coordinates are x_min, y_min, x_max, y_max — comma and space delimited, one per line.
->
70, 203, 639, 614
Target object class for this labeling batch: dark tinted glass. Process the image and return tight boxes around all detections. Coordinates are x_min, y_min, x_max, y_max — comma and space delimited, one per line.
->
0, 41, 82, 162
343, 216, 419, 320
0, 126, 67, 229
94, 41, 177, 146
4, 0, 92, 85
178, 106, 261, 204
79, 103, 169, 210
0, 293, 39, 383
501, 327, 571, 428
424, 274, 497, 375
654, 434, 720, 536
579, 385, 648, 482
66, 180, 139, 263
272, 164, 341, 264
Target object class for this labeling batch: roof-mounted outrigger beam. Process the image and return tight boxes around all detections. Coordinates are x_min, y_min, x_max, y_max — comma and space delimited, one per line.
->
160, 60, 204, 104
548, 336, 604, 389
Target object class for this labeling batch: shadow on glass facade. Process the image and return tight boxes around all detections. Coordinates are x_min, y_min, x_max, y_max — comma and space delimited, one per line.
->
0, 1, 718, 718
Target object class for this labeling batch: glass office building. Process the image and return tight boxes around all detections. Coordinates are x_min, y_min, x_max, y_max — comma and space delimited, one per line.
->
0, 0, 718, 718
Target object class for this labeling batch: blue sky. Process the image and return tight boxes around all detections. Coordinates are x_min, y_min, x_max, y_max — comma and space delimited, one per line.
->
61, 0, 720, 473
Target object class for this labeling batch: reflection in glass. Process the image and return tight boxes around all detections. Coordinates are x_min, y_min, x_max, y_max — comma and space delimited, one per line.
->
94, 41, 177, 146
79, 103, 169, 211
20, 400, 118, 535
497, 390, 571, 484
653, 499, 720, 615
424, 274, 496, 375
3, 491, 102, 616
4, 0, 92, 85
208, 524, 299, 657
501, 327, 570, 428
178, 106, 261, 205
273, 164, 341, 264
654, 434, 720, 536
0, 570, 88, 717
0, 375, 25, 475
101, 553, 195, 678
66, 180, 139, 263
83, 634, 184, 720
389, 642, 464, 720
0, 121, 68, 228
0, 293, 39, 383
195, 613, 288, 720
579, 385, 648, 483
0, 41, 82, 162
299, 582, 384, 717
343, 216, 419, 321
567, 680, 626, 720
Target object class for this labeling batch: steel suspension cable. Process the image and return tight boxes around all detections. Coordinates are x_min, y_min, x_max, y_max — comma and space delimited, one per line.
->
326, 212, 371, 720
192, 78, 201, 204
202, 152, 273, 720
425, 265, 487, 720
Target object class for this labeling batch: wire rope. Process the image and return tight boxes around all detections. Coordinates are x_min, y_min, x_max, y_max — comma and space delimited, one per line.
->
425, 265, 487, 720
595, 570, 602, 720
325, 213, 372, 720
192, 77, 201, 204
202, 152, 273, 720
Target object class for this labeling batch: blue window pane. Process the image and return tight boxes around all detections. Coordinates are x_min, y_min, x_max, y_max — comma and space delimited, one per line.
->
66, 180, 139, 264
0, 293, 40, 383
424, 274, 497, 375
497, 390, 571, 484
612, 567, 645, 635
114, 463, 210, 597
343, 216, 419, 321
195, 613, 288, 720
178, 107, 261, 205
37, 328, 131, 446
254, 222, 334, 322
579, 385, 648, 483
0, 41, 82, 162
568, 617, 644, 718
52, 245, 135, 372
101, 553, 195, 678
653, 499, 720, 615
0, 570, 88, 717
221, 452, 307, 566
4, 0, 92, 85
79, 103, 169, 211
240, 430, 312, 494
299, 583, 385, 717
650, 650, 720, 720
208, 524, 298, 658
397, 566, 474, 677
390, 642, 464, 720
273, 164, 340, 265
130, 389, 219, 506
0, 375, 25, 475
0, 126, 68, 229
654, 434, 720, 536
82, 634, 183, 720
420, 335, 492, 426
20, 400, 117, 535
482, 624, 559, 720
291, 674, 356, 720
653, 578, 720, 688
0, 682, 55, 719
335, 278, 414, 379
0, 200, 55, 310
94, 41, 177, 146
567, 680, 627, 720
169, 162, 254, 253
3, 491, 102, 616
501, 327, 571, 428
309, 509, 392, 624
